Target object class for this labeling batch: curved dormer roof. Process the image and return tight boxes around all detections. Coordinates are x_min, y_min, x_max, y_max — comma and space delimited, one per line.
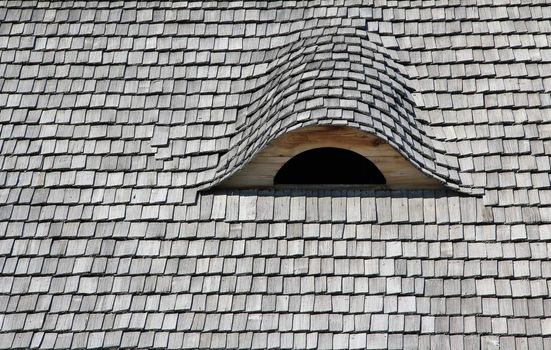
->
203, 26, 470, 195
150, 25, 484, 200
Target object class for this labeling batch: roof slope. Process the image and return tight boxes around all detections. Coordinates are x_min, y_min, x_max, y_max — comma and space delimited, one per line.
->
0, 1, 550, 349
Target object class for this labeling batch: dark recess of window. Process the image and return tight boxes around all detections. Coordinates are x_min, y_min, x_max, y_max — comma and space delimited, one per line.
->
274, 147, 386, 185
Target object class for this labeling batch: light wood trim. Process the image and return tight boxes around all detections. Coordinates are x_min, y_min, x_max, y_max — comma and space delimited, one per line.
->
219, 126, 444, 189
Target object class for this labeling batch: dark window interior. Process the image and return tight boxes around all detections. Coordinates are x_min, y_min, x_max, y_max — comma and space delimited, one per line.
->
274, 147, 386, 185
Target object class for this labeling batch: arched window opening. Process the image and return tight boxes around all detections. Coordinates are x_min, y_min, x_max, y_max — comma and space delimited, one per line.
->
274, 147, 386, 185
217, 126, 444, 190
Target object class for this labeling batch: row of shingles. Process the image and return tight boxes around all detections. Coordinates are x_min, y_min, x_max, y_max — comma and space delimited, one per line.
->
0, 219, 191, 350
152, 330, 551, 349
163, 197, 542, 348
5, 292, 548, 348
162, 332, 547, 350
203, 190, 494, 224
2, 4, 183, 348
180, 191, 549, 344
3, 183, 549, 239
0, 1, 223, 212
0, 0, 160, 184
0, 0, 242, 197
76, 331, 551, 350
430, 4, 548, 197
370, 7, 551, 210
1, 252, 541, 342
364, 2, 551, 208
2, 221, 548, 344
2, 331, 549, 350
221, 188, 551, 225
3, 214, 550, 269
3, 220, 551, 271
1, 190, 548, 346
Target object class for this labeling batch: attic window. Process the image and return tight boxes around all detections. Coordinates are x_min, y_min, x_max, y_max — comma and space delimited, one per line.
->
218, 126, 444, 190
274, 147, 386, 185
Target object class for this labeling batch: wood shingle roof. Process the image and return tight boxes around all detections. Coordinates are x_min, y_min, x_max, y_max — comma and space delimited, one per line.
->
0, 1, 550, 349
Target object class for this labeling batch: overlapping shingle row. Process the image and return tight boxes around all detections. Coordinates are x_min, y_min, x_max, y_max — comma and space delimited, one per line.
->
1, 190, 551, 349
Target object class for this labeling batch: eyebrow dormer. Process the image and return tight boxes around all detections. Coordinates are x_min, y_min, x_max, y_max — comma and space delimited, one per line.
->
218, 125, 444, 190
